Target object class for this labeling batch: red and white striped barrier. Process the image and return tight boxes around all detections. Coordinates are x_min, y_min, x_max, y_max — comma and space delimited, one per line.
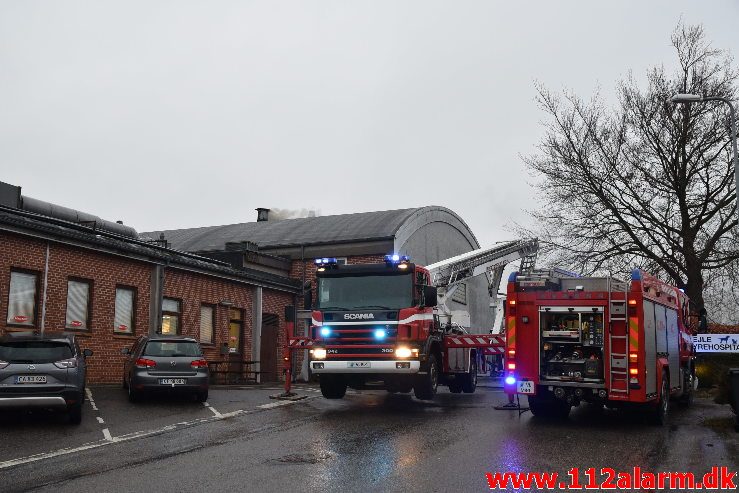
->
444, 335, 505, 348
288, 338, 316, 348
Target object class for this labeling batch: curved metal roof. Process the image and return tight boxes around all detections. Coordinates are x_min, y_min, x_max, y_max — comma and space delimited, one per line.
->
142, 206, 477, 253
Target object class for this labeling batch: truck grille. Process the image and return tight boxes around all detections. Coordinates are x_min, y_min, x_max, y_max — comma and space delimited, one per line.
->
316, 324, 397, 345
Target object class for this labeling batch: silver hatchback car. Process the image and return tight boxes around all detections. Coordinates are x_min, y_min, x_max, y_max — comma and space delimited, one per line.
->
122, 335, 209, 402
0, 332, 93, 424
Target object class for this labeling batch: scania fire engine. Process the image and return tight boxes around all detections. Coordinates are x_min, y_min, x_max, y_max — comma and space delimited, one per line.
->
504, 269, 695, 423
294, 240, 539, 400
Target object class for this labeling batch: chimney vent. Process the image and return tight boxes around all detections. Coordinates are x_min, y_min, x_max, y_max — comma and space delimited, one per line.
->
256, 208, 270, 222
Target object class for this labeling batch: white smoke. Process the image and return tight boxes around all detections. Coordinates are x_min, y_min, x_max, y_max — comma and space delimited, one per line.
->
269, 208, 320, 221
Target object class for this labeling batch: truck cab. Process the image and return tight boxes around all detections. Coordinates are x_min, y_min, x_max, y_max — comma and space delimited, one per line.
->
309, 255, 441, 399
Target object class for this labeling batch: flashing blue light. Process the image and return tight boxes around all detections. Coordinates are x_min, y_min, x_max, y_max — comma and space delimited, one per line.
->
505, 376, 516, 385
315, 257, 338, 266
374, 329, 387, 340
320, 327, 331, 337
384, 254, 410, 264
392, 254, 400, 262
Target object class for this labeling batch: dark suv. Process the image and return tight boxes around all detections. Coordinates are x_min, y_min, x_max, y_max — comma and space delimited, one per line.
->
0, 332, 93, 424
122, 335, 209, 402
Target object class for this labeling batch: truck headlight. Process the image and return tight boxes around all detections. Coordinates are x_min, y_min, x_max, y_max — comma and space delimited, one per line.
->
311, 348, 327, 360
395, 347, 417, 359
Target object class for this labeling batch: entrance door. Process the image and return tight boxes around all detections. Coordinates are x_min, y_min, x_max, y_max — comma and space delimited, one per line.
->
228, 308, 243, 355
260, 313, 279, 382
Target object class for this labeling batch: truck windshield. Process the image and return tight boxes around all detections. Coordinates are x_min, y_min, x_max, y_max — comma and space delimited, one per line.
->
317, 274, 413, 310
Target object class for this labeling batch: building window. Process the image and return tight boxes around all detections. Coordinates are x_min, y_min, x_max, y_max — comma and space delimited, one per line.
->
228, 308, 242, 354
65, 278, 92, 330
7, 270, 38, 326
161, 298, 181, 335
200, 304, 215, 344
114, 287, 136, 334
336, 258, 347, 265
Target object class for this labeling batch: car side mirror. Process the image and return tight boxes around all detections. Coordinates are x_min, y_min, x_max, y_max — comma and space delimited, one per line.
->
423, 286, 438, 308
121, 347, 130, 355
83, 348, 93, 358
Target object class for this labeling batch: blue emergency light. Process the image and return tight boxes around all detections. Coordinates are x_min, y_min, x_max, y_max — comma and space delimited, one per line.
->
505, 375, 516, 385
374, 328, 387, 340
315, 258, 338, 266
320, 327, 332, 337
384, 254, 410, 264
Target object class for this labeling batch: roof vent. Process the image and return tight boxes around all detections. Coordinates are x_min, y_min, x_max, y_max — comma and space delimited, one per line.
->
256, 208, 270, 222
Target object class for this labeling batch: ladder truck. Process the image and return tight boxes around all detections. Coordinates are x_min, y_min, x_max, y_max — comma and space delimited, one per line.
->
286, 240, 538, 400
503, 269, 695, 424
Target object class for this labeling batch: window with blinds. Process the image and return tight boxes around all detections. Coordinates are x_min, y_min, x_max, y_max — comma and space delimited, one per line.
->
162, 298, 181, 335
65, 279, 92, 330
114, 287, 135, 333
7, 270, 38, 326
200, 305, 215, 343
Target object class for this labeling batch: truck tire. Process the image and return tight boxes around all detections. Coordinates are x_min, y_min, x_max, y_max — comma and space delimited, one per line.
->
528, 395, 571, 419
462, 357, 477, 394
319, 375, 347, 399
448, 380, 463, 393
648, 372, 669, 425
414, 353, 439, 400
678, 368, 694, 407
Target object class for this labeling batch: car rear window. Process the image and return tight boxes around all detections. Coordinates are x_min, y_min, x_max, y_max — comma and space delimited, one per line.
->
143, 341, 201, 357
0, 341, 73, 363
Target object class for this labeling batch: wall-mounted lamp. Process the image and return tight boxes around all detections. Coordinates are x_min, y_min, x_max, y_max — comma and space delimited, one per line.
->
219, 299, 234, 307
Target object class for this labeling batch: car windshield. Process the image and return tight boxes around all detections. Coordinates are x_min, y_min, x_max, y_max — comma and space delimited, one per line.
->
0, 341, 73, 363
143, 341, 202, 357
317, 274, 413, 310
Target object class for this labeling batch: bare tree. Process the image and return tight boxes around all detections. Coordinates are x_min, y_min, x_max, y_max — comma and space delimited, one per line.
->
523, 23, 738, 311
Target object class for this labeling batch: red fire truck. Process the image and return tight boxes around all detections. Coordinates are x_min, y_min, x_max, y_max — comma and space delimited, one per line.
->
285, 242, 541, 401
504, 269, 695, 424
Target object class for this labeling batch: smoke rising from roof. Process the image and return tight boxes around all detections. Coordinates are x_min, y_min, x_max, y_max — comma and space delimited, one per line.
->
269, 208, 320, 221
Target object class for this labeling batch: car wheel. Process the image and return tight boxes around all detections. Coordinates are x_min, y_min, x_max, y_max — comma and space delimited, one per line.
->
127, 378, 139, 403
196, 390, 209, 403
68, 401, 82, 425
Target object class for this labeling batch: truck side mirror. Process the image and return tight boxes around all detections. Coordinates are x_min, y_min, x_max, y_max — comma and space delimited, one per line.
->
423, 286, 438, 308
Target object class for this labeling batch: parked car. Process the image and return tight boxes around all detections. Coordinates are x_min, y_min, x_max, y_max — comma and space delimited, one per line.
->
0, 331, 93, 424
122, 335, 209, 402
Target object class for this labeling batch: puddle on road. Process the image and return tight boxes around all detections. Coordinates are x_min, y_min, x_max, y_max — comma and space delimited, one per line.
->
274, 452, 335, 464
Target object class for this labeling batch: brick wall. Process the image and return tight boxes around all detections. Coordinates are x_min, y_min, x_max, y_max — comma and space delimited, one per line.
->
162, 269, 255, 364
0, 232, 151, 384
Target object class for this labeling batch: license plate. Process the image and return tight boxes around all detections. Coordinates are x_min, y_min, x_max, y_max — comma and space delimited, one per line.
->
159, 378, 187, 385
15, 375, 47, 384
347, 362, 370, 368
517, 380, 535, 394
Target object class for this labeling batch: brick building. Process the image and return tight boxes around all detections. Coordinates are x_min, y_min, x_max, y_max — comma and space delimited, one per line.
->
0, 183, 300, 384
2, 180, 488, 384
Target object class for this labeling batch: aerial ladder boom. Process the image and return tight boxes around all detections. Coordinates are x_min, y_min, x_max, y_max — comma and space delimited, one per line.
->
425, 239, 539, 326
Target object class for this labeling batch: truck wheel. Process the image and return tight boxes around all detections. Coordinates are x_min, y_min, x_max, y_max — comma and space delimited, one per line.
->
648, 372, 669, 425
462, 357, 477, 394
448, 380, 463, 393
319, 375, 347, 399
678, 369, 694, 407
528, 395, 570, 419
414, 354, 439, 400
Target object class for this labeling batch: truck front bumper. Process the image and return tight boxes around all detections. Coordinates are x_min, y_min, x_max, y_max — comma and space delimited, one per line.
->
311, 360, 421, 374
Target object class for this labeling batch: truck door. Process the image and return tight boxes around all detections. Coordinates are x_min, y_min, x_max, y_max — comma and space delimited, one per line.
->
643, 300, 657, 395
665, 308, 680, 388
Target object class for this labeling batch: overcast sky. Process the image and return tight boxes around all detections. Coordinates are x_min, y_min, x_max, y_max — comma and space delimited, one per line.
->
1, 1, 737, 247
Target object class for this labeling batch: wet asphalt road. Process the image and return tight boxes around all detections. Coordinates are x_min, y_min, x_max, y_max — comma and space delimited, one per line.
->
1, 382, 737, 493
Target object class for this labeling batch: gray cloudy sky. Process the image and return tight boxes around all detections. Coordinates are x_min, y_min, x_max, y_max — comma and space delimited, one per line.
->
1, 1, 737, 247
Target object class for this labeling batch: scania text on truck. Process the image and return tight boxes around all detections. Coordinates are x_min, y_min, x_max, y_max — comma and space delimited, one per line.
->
504, 269, 695, 424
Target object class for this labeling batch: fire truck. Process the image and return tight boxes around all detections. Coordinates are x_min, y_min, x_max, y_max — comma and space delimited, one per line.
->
289, 240, 538, 400
504, 269, 695, 424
